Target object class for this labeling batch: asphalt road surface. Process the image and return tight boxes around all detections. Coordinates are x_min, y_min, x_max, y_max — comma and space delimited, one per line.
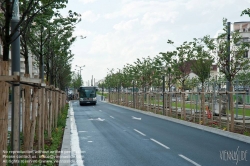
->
71, 97, 250, 166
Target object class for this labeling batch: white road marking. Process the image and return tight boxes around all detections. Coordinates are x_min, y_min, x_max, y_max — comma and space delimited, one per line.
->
179, 154, 201, 166
150, 138, 170, 149
132, 116, 141, 120
88, 141, 93, 143
110, 116, 114, 119
88, 118, 105, 121
79, 131, 87, 133
97, 118, 105, 121
134, 129, 146, 136
99, 110, 102, 112
70, 102, 84, 166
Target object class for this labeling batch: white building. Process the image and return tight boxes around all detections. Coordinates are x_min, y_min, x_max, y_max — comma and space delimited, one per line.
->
233, 21, 250, 59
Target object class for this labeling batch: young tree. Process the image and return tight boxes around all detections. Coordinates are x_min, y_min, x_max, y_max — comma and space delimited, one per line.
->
190, 36, 215, 122
216, 18, 250, 131
168, 40, 193, 120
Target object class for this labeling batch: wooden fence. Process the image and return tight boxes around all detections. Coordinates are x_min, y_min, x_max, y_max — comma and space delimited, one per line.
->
108, 91, 250, 133
0, 61, 67, 166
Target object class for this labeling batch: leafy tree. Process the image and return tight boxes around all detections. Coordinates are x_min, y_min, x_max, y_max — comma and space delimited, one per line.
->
216, 18, 250, 131
166, 40, 193, 119
190, 36, 215, 122
235, 70, 250, 90
71, 71, 82, 89
0, 0, 68, 61
27, 11, 81, 86
159, 49, 177, 92
133, 56, 157, 91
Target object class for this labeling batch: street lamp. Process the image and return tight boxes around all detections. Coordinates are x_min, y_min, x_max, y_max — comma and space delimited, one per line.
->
76, 65, 85, 85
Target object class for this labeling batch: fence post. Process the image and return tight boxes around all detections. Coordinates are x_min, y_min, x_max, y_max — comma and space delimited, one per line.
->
11, 72, 21, 164
24, 86, 31, 151
41, 86, 46, 151
48, 88, 53, 138
0, 61, 9, 166
30, 87, 38, 152
37, 88, 42, 151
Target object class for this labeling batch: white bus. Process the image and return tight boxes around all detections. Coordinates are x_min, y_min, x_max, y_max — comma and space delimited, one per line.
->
78, 86, 97, 105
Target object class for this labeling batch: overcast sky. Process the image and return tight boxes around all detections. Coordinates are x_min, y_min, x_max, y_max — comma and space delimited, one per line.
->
61, 0, 250, 85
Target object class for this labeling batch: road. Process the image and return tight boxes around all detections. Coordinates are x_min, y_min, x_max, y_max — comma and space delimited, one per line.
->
70, 96, 250, 166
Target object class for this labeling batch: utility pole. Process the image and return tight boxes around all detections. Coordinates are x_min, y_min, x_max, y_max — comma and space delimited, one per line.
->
133, 80, 135, 108
11, 0, 20, 165
76, 65, 85, 85
162, 76, 165, 116
102, 83, 104, 101
227, 22, 231, 109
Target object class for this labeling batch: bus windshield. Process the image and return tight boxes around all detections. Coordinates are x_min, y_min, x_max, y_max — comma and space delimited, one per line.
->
79, 87, 96, 98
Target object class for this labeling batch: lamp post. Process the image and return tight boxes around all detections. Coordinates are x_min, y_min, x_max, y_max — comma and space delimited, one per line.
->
162, 75, 166, 115
226, 22, 231, 110
102, 82, 104, 101
133, 80, 135, 108
76, 65, 85, 85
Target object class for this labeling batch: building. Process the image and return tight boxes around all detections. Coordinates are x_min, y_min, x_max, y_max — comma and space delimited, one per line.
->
233, 21, 250, 61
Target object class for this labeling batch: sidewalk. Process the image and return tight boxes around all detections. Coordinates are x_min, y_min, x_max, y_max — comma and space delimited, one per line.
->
59, 109, 71, 166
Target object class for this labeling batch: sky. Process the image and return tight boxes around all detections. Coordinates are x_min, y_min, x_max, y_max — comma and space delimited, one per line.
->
60, 0, 250, 86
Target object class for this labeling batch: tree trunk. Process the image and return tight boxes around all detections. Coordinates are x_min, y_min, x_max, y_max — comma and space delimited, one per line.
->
24, 52, 30, 75
24, 86, 31, 151
2, 2, 12, 61
182, 80, 186, 120
230, 84, 234, 132
202, 86, 205, 123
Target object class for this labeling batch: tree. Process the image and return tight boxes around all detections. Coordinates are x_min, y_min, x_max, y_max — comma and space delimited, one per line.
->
159, 49, 177, 92
167, 40, 193, 120
27, 11, 81, 86
190, 36, 215, 122
216, 18, 250, 131
235, 69, 250, 91
71, 71, 82, 90
0, 0, 68, 61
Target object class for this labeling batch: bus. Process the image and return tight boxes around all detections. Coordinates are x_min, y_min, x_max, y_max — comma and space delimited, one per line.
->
78, 86, 97, 105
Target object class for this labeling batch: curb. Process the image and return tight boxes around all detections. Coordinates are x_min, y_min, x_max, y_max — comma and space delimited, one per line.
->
59, 107, 71, 166
101, 101, 250, 144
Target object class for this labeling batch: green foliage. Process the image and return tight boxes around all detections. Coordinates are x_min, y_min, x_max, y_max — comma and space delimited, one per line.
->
0, 0, 69, 60
43, 104, 68, 165
71, 71, 83, 88
190, 36, 214, 86
217, 18, 250, 83
102, 17, 250, 97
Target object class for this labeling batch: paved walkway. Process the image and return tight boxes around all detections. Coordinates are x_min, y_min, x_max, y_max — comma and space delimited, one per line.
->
59, 109, 71, 166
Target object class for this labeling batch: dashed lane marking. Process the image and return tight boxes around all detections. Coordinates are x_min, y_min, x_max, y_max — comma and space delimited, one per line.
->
150, 138, 170, 149
178, 154, 201, 166
134, 129, 146, 136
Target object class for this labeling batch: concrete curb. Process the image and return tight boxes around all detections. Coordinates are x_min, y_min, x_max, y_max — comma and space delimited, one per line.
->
59, 107, 71, 166
102, 101, 250, 144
